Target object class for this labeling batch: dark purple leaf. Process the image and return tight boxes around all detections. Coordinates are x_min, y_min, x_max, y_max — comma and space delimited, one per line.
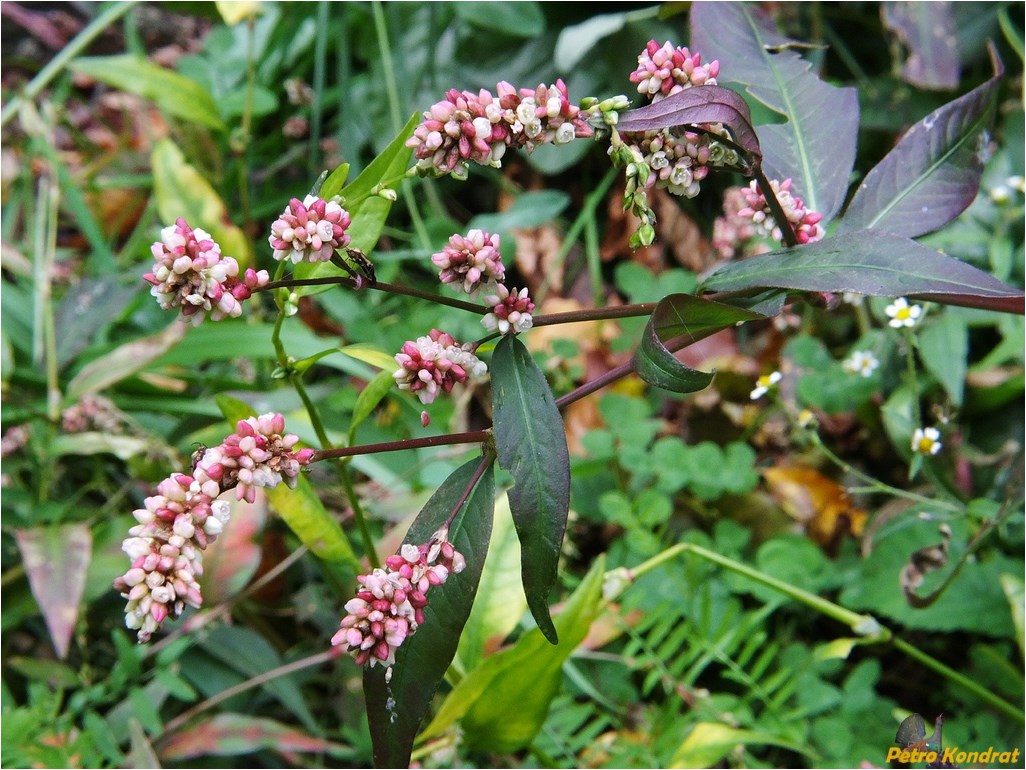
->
364, 457, 494, 769
15, 524, 91, 660
839, 51, 1003, 238
633, 294, 767, 393
491, 335, 570, 645
617, 85, 762, 169
700, 230, 1025, 314
882, 2, 960, 90
691, 2, 859, 221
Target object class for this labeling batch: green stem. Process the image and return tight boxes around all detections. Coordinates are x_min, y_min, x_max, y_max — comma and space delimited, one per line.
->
371, 1, 403, 135
891, 637, 1024, 721
903, 326, 922, 429
0, 0, 141, 128
536, 166, 619, 304
291, 373, 379, 568
309, 1, 328, 172
808, 432, 961, 513
619, 541, 1025, 722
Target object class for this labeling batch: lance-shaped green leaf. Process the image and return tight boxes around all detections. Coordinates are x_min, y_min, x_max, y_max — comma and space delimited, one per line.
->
617, 84, 762, 170
294, 114, 418, 295
691, 2, 858, 221
66, 321, 187, 400
633, 294, 768, 393
420, 555, 606, 753
364, 457, 495, 769
69, 55, 225, 131
215, 395, 359, 580
839, 50, 1003, 238
491, 335, 570, 645
700, 230, 1025, 314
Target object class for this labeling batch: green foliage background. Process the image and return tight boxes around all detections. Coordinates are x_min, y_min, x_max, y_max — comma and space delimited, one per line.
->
1, 2, 1023, 768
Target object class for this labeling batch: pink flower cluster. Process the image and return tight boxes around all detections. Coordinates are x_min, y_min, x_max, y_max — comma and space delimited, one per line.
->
332, 530, 465, 669
619, 41, 740, 204
737, 178, 825, 245
629, 40, 720, 102
432, 229, 505, 294
393, 329, 487, 406
406, 79, 594, 178
482, 284, 534, 336
113, 413, 314, 642
269, 195, 352, 264
144, 218, 269, 324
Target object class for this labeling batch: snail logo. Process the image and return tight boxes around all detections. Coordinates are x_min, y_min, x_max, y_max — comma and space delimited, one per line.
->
886, 714, 1022, 767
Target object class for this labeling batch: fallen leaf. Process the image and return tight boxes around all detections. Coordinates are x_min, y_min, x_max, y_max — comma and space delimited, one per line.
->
762, 465, 867, 550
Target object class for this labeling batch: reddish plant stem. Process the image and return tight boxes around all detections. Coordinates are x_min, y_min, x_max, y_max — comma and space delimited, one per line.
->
752, 166, 800, 248
262, 276, 488, 315
442, 449, 496, 532
313, 430, 491, 462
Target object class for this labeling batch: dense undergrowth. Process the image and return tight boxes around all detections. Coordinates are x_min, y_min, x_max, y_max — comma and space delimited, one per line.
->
1, 2, 1024, 768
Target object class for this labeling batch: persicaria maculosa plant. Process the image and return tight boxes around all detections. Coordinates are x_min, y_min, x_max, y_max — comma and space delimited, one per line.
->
113, 7, 1023, 766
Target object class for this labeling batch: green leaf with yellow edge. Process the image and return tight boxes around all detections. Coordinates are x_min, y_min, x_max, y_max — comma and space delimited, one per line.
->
215, 394, 359, 577
294, 114, 418, 296
670, 722, 805, 768
69, 55, 225, 131
151, 139, 252, 266
419, 555, 605, 753
338, 343, 399, 372
214, 1, 262, 25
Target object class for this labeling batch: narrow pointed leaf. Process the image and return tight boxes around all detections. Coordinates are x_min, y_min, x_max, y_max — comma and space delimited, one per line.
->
294, 114, 418, 295
491, 335, 570, 645
15, 524, 91, 659
69, 55, 225, 131
691, 2, 858, 220
618, 85, 761, 168
67, 322, 188, 400
700, 230, 1025, 314
215, 395, 359, 577
364, 457, 495, 769
840, 52, 1003, 237
420, 555, 606, 752
634, 294, 767, 393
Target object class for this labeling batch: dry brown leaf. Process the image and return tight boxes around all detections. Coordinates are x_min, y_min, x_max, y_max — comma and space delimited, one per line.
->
763, 465, 868, 549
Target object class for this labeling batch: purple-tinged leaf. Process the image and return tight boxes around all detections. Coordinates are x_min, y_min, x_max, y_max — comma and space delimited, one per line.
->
15, 524, 91, 659
491, 335, 570, 645
882, 2, 960, 91
839, 52, 1003, 238
364, 457, 494, 769
700, 230, 1025, 314
159, 713, 353, 761
617, 85, 762, 169
691, 2, 858, 221
633, 294, 767, 393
